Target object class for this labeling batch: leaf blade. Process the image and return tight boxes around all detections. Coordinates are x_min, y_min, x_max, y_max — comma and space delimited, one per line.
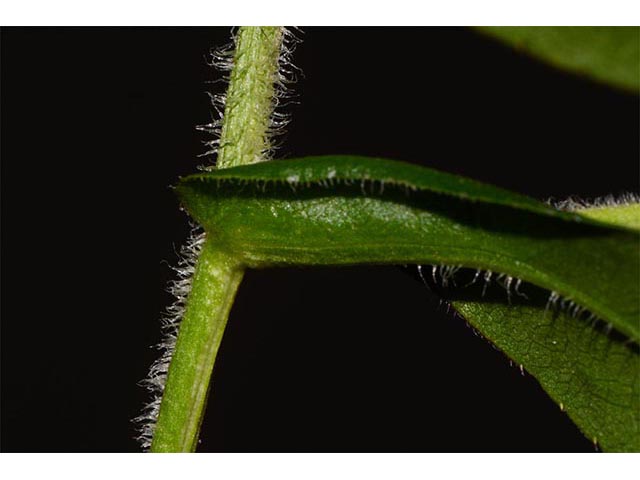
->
477, 27, 640, 93
177, 155, 640, 342
452, 289, 639, 452
450, 202, 640, 451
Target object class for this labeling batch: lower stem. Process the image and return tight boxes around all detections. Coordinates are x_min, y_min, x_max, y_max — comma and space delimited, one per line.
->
150, 238, 244, 452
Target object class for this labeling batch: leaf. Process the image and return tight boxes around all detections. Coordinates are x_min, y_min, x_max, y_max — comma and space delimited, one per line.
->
176, 155, 639, 450
579, 203, 640, 230
447, 203, 640, 452
177, 155, 639, 342
450, 277, 639, 452
477, 27, 640, 93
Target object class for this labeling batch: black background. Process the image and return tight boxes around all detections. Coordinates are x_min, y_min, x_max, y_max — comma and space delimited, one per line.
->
1, 27, 638, 452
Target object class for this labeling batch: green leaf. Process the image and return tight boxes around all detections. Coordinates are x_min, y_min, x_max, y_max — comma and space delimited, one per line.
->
176, 155, 639, 451
451, 281, 639, 452
579, 203, 640, 230
477, 27, 640, 93
177, 155, 639, 343
449, 202, 640, 452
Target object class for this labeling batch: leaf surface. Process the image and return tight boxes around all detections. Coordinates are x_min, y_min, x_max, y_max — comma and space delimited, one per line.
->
176, 155, 639, 450
451, 277, 639, 452
478, 27, 640, 93
178, 155, 639, 342
447, 203, 640, 451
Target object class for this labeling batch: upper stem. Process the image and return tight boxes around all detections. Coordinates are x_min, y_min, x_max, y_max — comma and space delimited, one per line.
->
217, 27, 284, 169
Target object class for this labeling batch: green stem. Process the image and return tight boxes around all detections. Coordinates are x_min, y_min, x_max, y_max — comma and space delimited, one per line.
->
151, 242, 244, 452
217, 27, 284, 169
149, 26, 285, 452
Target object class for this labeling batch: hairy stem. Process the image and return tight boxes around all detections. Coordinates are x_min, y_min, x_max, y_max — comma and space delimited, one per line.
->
149, 26, 285, 452
217, 27, 284, 169
151, 243, 244, 452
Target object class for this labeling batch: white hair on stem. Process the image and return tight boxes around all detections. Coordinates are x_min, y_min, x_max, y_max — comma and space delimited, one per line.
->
197, 27, 302, 168
133, 225, 206, 450
134, 27, 302, 451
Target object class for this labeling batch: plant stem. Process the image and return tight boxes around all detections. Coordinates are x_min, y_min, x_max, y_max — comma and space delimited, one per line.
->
151, 243, 244, 452
217, 26, 284, 169
149, 26, 285, 452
